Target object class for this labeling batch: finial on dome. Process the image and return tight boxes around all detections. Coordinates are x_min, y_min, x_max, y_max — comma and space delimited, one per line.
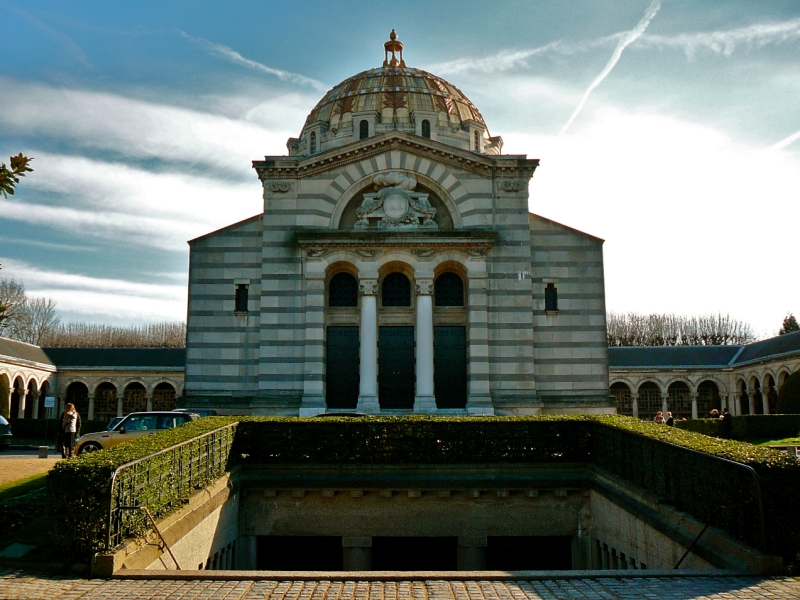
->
383, 29, 405, 67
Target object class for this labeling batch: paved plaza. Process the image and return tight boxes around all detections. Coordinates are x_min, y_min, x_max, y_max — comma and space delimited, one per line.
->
2, 571, 800, 600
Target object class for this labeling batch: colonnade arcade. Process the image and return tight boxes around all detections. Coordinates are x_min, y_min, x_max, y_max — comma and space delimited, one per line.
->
1, 372, 52, 419
62, 379, 179, 421
298, 233, 495, 415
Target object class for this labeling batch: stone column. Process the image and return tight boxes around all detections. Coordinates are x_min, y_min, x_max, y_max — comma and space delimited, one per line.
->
87, 394, 94, 421
357, 280, 379, 413
414, 278, 436, 413
342, 536, 372, 570
763, 392, 771, 415
30, 391, 40, 419
690, 392, 698, 420
466, 269, 492, 414
748, 390, 756, 416
661, 392, 669, 418
719, 393, 728, 413
631, 393, 639, 419
117, 391, 124, 418
457, 535, 487, 570
17, 387, 27, 418
2, 387, 12, 419
146, 395, 153, 412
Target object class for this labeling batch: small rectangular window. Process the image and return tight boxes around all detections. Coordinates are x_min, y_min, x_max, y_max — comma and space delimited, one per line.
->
545, 283, 558, 312
235, 284, 249, 313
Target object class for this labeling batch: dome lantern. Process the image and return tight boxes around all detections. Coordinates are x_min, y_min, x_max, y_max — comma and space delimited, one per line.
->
383, 29, 405, 67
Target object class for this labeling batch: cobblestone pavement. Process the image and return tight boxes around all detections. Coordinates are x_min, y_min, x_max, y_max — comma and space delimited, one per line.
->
3, 571, 800, 600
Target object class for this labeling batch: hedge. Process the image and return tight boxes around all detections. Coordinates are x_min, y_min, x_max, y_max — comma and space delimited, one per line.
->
10, 418, 109, 441
49, 414, 800, 566
48, 416, 238, 556
676, 415, 800, 441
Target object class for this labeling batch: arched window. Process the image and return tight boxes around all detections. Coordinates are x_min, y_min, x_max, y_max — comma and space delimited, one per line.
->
329, 272, 358, 307
611, 382, 632, 415
152, 382, 176, 411
435, 272, 464, 307
359, 120, 369, 140
381, 273, 411, 307
309, 131, 317, 153
474, 130, 480, 152
123, 382, 147, 414
421, 119, 431, 139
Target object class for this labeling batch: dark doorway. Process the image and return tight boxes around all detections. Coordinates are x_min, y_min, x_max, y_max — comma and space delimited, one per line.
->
434, 326, 467, 409
372, 537, 457, 571
326, 326, 359, 409
379, 326, 415, 409
257, 536, 343, 571
487, 536, 572, 570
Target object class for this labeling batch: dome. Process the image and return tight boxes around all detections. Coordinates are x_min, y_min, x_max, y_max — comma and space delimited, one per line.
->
289, 30, 501, 157
304, 65, 486, 130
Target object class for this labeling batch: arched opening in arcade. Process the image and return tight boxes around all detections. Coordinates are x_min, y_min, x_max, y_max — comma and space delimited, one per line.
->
152, 382, 177, 411
610, 382, 632, 416
0, 374, 10, 418
667, 382, 691, 420
696, 380, 721, 417
94, 382, 118, 422
123, 382, 147, 414
751, 377, 764, 415
24, 380, 37, 419
65, 382, 90, 417
10, 376, 23, 419
38, 380, 51, 419
738, 380, 750, 415
637, 382, 661, 421
764, 375, 778, 414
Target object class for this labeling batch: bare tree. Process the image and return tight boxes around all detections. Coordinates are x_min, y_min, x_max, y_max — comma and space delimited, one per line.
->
607, 312, 755, 346
13, 297, 61, 345
0, 279, 27, 336
40, 321, 186, 348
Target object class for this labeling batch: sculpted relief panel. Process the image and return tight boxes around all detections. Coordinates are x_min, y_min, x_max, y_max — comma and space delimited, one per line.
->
355, 172, 437, 230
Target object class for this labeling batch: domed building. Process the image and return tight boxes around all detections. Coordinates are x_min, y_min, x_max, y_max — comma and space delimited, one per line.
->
184, 31, 612, 415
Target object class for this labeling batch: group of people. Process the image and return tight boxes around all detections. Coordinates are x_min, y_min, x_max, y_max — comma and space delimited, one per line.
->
653, 411, 676, 426
56, 402, 81, 459
652, 407, 733, 435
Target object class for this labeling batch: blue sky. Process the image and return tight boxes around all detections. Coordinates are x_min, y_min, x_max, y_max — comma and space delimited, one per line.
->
1, 0, 798, 337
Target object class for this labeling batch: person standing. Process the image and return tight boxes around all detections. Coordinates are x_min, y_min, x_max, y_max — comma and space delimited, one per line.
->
721, 407, 733, 438
61, 403, 80, 458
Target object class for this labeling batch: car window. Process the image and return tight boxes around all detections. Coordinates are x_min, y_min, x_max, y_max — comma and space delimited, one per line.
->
157, 415, 187, 429
123, 415, 158, 431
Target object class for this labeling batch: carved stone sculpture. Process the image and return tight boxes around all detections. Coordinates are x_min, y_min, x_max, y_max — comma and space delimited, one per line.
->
354, 171, 438, 230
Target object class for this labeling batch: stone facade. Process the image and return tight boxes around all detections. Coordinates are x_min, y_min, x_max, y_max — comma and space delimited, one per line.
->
184, 33, 611, 416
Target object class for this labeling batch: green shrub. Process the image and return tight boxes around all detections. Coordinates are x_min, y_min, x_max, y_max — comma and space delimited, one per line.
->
675, 418, 724, 437
48, 416, 238, 556
777, 372, 800, 414
676, 415, 800, 441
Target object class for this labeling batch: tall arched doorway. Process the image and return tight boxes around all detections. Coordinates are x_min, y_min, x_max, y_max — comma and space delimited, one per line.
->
38, 381, 51, 419
325, 271, 360, 409
610, 382, 633, 416
65, 382, 89, 417
433, 271, 466, 409
10, 377, 23, 419
697, 381, 721, 417
668, 382, 691, 420
152, 383, 177, 411
637, 382, 661, 421
123, 382, 147, 414
94, 382, 118, 422
738, 380, 750, 415
378, 271, 415, 409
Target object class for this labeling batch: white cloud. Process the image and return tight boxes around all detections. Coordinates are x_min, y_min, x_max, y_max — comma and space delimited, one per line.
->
0, 78, 310, 177
0, 259, 186, 324
504, 108, 800, 336
767, 129, 800, 152
639, 17, 800, 59
1, 152, 262, 250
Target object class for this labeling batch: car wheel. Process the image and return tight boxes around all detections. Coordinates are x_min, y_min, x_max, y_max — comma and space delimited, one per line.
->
78, 442, 103, 454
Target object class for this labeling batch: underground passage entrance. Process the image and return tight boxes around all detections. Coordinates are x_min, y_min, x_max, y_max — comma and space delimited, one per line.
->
254, 536, 573, 571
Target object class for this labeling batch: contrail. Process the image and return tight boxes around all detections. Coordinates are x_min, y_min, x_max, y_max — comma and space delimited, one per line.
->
559, 0, 661, 136
767, 129, 800, 152
178, 31, 328, 92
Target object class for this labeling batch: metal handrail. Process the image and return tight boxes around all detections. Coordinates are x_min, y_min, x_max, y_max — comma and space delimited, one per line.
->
601, 425, 767, 551
106, 422, 237, 551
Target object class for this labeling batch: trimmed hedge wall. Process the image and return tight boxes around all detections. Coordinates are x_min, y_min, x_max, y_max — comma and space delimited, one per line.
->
676, 415, 800, 441
48, 416, 238, 556
48, 415, 800, 567
10, 418, 109, 441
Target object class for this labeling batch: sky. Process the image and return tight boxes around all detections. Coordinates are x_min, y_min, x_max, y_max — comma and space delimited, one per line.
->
1, 0, 798, 338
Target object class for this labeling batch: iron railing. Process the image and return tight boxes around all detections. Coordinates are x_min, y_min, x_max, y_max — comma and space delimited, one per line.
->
106, 423, 236, 551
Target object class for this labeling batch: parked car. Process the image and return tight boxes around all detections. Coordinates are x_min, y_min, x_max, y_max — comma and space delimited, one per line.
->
0, 415, 11, 450
173, 408, 218, 417
75, 411, 199, 454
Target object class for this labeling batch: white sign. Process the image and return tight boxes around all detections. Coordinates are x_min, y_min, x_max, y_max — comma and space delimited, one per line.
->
44, 396, 55, 408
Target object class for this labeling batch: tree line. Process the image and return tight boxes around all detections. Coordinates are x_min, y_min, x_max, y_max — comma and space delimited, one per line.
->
0, 278, 185, 347
606, 312, 756, 347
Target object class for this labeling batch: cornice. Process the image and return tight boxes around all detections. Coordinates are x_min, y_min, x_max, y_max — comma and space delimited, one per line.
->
295, 229, 497, 253
254, 132, 538, 180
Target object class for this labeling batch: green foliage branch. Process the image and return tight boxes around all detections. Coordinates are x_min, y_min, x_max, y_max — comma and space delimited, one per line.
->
0, 154, 33, 199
